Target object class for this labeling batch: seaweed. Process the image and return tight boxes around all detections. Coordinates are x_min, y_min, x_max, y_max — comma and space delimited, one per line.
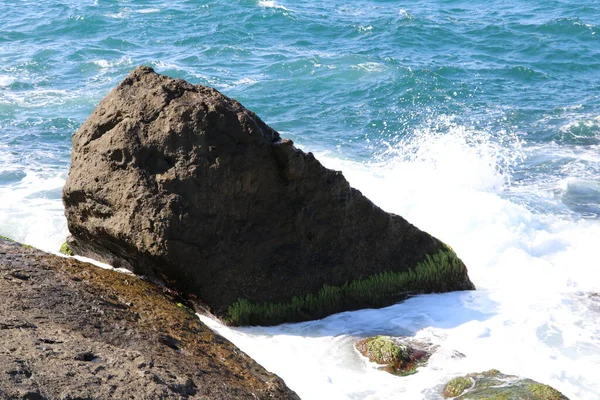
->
227, 248, 468, 326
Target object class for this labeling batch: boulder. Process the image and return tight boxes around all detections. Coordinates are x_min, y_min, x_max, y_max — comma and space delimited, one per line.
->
355, 336, 430, 376
442, 370, 569, 399
0, 238, 298, 399
63, 66, 475, 326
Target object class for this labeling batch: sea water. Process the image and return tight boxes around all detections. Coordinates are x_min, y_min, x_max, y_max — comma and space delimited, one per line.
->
0, 0, 599, 398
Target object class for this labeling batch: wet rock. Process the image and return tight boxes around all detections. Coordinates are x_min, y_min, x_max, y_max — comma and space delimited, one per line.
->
0, 240, 298, 399
443, 376, 473, 398
355, 336, 430, 376
442, 369, 569, 399
63, 66, 474, 326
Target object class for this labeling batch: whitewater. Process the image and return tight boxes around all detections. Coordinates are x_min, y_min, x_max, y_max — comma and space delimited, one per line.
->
197, 127, 600, 399
1, 0, 599, 398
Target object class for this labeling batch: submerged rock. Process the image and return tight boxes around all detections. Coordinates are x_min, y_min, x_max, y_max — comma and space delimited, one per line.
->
355, 336, 430, 376
0, 238, 298, 399
442, 369, 569, 399
63, 66, 475, 326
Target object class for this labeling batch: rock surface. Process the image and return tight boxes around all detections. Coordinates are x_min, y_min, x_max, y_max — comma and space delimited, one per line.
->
0, 238, 298, 399
63, 66, 474, 326
355, 336, 430, 376
442, 370, 569, 399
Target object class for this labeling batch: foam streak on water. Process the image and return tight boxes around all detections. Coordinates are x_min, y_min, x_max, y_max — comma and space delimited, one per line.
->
1, 0, 599, 398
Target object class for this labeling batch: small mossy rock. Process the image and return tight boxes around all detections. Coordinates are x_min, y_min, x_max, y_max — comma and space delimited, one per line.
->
355, 336, 429, 376
443, 376, 473, 398
59, 241, 74, 256
442, 370, 569, 399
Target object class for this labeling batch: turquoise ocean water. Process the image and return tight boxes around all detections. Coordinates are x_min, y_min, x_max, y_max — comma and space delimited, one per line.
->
1, 1, 599, 399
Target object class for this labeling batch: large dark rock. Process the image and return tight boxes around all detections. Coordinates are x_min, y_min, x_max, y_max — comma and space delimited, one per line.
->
63, 66, 474, 326
0, 238, 298, 399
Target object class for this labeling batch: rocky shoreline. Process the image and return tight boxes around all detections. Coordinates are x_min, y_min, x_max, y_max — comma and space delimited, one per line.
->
0, 234, 569, 400
0, 66, 482, 398
0, 238, 298, 399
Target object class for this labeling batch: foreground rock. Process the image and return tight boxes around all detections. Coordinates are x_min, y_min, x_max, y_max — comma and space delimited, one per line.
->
442, 370, 568, 399
63, 66, 475, 326
355, 336, 430, 376
0, 239, 298, 399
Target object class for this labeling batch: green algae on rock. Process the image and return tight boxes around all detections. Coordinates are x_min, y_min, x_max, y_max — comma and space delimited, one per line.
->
442, 369, 569, 399
443, 376, 473, 398
227, 248, 466, 326
59, 241, 74, 256
355, 336, 429, 376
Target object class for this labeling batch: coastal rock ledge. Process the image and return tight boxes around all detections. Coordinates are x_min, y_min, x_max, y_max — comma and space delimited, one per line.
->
0, 239, 298, 399
63, 66, 475, 326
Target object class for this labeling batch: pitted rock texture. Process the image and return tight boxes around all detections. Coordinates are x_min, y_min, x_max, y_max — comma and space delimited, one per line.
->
63, 66, 474, 322
0, 239, 298, 399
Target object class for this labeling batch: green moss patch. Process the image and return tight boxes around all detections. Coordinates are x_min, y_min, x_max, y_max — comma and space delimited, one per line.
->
227, 249, 467, 326
59, 242, 74, 256
527, 383, 569, 399
0, 235, 14, 242
356, 336, 429, 376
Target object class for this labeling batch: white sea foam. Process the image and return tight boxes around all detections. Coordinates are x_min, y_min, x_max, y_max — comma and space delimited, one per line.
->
560, 115, 600, 134
73, 255, 133, 275
0, 75, 15, 87
0, 88, 78, 107
0, 167, 67, 253
258, 0, 290, 11
399, 9, 413, 20
137, 8, 161, 14
92, 56, 133, 69
200, 122, 600, 399
151, 60, 185, 72
511, 142, 600, 217
106, 9, 129, 19
352, 62, 386, 72
220, 77, 260, 90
